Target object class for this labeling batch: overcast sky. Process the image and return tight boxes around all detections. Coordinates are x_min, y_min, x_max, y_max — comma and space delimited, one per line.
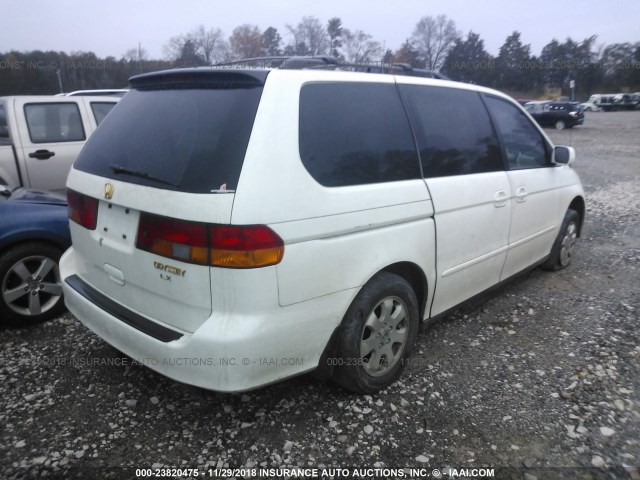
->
2, 0, 639, 59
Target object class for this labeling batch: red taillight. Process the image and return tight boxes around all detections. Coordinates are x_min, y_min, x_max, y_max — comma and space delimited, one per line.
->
136, 213, 284, 268
210, 225, 284, 268
137, 214, 209, 264
67, 189, 98, 230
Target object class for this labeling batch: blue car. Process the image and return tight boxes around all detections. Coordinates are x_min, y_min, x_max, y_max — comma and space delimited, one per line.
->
0, 185, 70, 326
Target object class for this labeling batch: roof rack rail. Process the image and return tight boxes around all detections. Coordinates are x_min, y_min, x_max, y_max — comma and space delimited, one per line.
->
214, 56, 449, 80
334, 61, 449, 80
216, 56, 338, 69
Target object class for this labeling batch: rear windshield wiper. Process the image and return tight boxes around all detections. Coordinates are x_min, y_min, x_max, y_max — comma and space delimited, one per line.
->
109, 164, 177, 187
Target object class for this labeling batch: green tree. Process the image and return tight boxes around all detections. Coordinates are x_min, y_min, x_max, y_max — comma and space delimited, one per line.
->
540, 36, 598, 94
495, 31, 535, 91
262, 27, 282, 56
327, 17, 343, 57
442, 32, 494, 86
600, 42, 640, 89
177, 40, 206, 67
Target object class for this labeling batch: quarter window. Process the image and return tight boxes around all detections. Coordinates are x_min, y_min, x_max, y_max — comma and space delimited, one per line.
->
399, 85, 503, 177
484, 96, 549, 170
90, 102, 117, 125
24, 103, 85, 143
0, 105, 10, 145
299, 82, 421, 187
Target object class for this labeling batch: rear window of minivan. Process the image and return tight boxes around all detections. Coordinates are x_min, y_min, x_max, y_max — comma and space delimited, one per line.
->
74, 87, 263, 193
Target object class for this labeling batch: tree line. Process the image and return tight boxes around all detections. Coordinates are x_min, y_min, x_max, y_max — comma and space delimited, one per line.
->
1, 15, 639, 98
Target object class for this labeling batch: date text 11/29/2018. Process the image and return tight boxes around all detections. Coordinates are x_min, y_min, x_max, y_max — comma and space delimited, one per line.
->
136, 467, 496, 478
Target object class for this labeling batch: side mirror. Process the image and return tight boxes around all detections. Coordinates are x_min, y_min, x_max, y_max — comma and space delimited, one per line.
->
554, 145, 575, 166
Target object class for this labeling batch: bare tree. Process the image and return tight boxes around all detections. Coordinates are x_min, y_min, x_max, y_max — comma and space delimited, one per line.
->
164, 34, 189, 61
392, 40, 420, 66
342, 29, 381, 64
229, 24, 263, 59
190, 25, 227, 64
164, 26, 229, 64
286, 16, 329, 56
123, 45, 148, 63
411, 15, 460, 70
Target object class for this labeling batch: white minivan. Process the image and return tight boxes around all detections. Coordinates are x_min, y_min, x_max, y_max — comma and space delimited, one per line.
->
60, 63, 585, 394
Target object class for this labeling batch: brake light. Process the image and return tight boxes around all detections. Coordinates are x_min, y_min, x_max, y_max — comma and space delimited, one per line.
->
67, 190, 98, 230
211, 225, 284, 268
137, 214, 209, 264
136, 213, 284, 268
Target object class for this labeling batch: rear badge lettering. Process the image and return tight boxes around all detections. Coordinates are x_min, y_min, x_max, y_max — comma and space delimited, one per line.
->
154, 261, 186, 277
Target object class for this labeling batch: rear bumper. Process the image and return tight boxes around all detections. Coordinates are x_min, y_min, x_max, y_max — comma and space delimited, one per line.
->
60, 248, 354, 392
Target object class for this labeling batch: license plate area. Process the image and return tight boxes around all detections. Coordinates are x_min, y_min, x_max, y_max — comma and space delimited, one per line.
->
97, 202, 140, 250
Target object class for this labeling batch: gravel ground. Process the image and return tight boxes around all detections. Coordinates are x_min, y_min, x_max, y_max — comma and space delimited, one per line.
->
0, 112, 638, 479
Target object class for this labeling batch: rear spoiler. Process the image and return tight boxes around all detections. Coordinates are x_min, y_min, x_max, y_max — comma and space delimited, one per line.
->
129, 68, 269, 90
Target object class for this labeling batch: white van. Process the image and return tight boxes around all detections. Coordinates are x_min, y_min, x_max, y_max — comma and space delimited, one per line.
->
60, 64, 585, 393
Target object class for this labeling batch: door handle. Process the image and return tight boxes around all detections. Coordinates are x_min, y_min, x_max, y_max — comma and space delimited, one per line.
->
28, 150, 56, 160
494, 190, 508, 208
515, 187, 528, 203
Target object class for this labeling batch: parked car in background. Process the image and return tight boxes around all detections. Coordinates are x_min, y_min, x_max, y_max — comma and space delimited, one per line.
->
0, 184, 70, 326
525, 100, 585, 129
62, 89, 128, 97
61, 64, 585, 394
579, 101, 600, 112
586, 93, 638, 111
0, 95, 120, 193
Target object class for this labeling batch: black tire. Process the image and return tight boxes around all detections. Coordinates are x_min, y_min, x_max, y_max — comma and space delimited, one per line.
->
0, 242, 65, 327
554, 120, 566, 130
332, 272, 419, 394
542, 209, 579, 271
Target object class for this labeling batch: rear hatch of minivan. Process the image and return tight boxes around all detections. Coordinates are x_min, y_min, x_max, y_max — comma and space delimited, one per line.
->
67, 69, 267, 332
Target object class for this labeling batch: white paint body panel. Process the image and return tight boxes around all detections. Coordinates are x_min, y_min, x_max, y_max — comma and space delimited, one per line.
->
65, 169, 234, 332
61, 69, 585, 392
501, 165, 584, 279
426, 172, 512, 315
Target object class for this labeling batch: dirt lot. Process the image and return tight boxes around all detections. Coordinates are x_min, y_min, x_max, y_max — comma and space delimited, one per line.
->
1, 112, 639, 480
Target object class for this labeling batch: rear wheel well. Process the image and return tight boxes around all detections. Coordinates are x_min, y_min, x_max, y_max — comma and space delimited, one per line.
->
314, 262, 428, 381
568, 196, 585, 236
381, 262, 428, 320
0, 238, 66, 257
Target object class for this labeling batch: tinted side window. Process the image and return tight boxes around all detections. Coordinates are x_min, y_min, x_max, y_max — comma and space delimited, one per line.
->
91, 102, 117, 125
0, 105, 10, 145
399, 85, 503, 178
24, 103, 86, 143
299, 82, 420, 187
484, 96, 549, 170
